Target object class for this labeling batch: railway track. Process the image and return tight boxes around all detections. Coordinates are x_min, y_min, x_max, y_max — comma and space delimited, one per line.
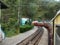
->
17, 27, 44, 45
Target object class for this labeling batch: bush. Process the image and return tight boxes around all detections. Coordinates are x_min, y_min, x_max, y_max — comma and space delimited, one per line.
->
5, 29, 18, 37
20, 25, 33, 33
1, 24, 33, 37
1, 24, 19, 37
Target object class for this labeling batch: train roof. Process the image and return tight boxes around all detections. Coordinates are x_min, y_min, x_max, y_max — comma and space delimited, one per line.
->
50, 10, 60, 22
0, 1, 8, 9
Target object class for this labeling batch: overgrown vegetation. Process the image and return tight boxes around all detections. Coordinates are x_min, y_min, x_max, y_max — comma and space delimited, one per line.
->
20, 25, 33, 33
1, 0, 60, 37
1, 24, 33, 37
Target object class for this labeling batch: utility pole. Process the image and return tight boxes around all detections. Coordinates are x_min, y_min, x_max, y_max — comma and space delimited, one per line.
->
17, 8, 20, 33
17, 0, 20, 33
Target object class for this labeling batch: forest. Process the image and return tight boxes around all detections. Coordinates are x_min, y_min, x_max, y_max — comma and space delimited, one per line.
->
1, 0, 60, 37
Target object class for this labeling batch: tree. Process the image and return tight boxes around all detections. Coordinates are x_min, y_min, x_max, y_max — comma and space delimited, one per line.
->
20, 0, 38, 24
1, 0, 19, 33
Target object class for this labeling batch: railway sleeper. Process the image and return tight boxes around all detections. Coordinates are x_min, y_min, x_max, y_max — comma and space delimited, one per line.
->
28, 29, 44, 45
17, 27, 44, 45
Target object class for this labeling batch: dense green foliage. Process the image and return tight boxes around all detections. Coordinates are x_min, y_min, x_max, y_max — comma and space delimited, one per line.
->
20, 25, 33, 33
1, 0, 60, 21
1, 0, 60, 37
1, 24, 33, 37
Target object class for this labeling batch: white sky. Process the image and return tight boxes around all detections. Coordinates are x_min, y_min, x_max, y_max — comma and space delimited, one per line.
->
55, 0, 60, 2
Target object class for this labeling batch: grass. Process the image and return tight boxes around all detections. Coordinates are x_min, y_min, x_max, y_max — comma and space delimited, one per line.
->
5, 29, 19, 37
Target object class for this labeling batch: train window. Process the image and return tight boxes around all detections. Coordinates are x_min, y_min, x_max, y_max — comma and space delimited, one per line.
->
56, 25, 60, 37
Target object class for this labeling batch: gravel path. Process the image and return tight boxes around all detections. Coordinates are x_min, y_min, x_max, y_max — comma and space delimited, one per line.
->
38, 27, 48, 45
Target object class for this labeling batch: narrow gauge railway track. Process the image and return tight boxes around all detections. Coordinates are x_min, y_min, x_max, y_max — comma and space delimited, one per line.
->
17, 27, 44, 45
